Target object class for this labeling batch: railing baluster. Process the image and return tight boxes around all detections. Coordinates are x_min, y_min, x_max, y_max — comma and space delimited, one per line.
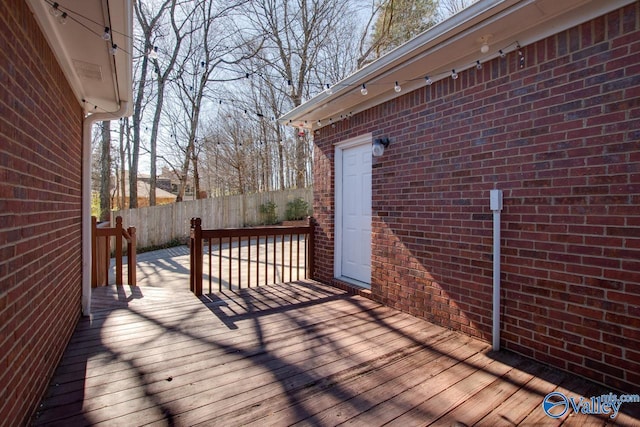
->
273, 234, 277, 284
256, 236, 260, 287
228, 237, 232, 290
296, 233, 301, 280
218, 237, 222, 292
189, 219, 315, 294
288, 233, 293, 282
264, 235, 268, 287
208, 237, 212, 294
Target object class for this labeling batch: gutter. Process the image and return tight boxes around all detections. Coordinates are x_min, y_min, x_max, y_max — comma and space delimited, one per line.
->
81, 102, 129, 316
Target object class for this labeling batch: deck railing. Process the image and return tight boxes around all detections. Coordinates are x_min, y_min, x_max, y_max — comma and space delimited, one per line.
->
91, 216, 137, 287
189, 217, 314, 296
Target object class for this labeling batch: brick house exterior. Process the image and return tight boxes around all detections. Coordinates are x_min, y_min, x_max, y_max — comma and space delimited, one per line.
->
286, 2, 640, 392
0, 1, 132, 425
0, 2, 83, 424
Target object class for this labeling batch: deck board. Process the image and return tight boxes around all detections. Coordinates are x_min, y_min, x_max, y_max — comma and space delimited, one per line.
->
33, 251, 640, 426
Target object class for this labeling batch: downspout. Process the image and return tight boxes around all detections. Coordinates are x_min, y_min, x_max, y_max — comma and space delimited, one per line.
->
82, 102, 129, 316
490, 189, 503, 351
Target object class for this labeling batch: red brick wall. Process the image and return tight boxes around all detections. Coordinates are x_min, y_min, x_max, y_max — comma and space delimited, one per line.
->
313, 3, 640, 392
0, 1, 83, 425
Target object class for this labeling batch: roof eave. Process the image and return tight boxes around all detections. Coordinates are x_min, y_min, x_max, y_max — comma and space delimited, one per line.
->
280, 0, 635, 131
26, 0, 134, 116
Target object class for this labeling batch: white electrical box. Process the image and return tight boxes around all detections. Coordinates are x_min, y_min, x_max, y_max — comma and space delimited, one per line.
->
490, 189, 503, 211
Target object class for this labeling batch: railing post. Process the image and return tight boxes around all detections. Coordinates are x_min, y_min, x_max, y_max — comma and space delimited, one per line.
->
190, 218, 203, 296
127, 226, 136, 286
190, 218, 195, 293
115, 216, 123, 285
308, 217, 315, 280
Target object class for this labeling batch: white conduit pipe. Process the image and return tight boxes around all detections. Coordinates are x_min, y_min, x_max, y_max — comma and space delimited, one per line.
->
82, 102, 129, 317
490, 189, 503, 351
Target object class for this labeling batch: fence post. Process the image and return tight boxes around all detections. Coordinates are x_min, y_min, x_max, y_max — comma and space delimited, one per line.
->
127, 226, 137, 286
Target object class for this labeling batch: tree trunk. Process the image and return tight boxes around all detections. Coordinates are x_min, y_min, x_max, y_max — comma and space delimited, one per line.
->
99, 121, 111, 221
192, 153, 201, 199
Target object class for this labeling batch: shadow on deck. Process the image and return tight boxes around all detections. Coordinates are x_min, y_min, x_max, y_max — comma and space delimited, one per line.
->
33, 246, 640, 426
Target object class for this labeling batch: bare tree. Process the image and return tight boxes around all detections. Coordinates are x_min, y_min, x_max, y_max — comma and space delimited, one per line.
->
167, 0, 259, 201
131, 0, 173, 208
99, 121, 111, 221
437, 0, 478, 20
243, 0, 354, 189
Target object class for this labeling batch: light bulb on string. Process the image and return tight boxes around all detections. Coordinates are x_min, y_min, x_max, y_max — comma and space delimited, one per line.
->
518, 44, 525, 68
102, 27, 111, 41
425, 76, 432, 85
476, 60, 482, 70
451, 69, 458, 80
360, 84, 368, 96
499, 49, 506, 58
148, 46, 158, 59
394, 81, 402, 93
110, 44, 118, 55
58, 12, 68, 24
480, 42, 489, 54
325, 84, 332, 95
49, 2, 61, 17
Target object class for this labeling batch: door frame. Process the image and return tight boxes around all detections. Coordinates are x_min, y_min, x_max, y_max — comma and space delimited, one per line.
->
334, 133, 372, 285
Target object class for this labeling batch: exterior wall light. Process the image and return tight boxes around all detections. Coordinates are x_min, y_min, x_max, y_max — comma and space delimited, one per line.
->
372, 138, 390, 157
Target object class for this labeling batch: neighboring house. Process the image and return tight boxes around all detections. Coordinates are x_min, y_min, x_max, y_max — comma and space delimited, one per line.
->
281, 0, 640, 392
114, 176, 178, 208
0, 0, 132, 425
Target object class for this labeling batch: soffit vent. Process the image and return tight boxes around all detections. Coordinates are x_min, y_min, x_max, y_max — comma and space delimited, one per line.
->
72, 59, 103, 81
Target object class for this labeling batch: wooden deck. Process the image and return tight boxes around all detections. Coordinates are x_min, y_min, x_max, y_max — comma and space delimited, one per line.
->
33, 249, 640, 426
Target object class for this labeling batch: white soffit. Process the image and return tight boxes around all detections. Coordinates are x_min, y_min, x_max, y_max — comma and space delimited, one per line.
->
26, 0, 133, 116
280, 0, 636, 130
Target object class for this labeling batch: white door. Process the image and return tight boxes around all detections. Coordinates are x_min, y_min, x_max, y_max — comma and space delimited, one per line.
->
339, 142, 371, 285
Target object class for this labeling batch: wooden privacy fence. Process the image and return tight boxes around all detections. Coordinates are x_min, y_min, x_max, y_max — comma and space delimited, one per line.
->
91, 216, 137, 287
190, 217, 314, 296
112, 188, 312, 249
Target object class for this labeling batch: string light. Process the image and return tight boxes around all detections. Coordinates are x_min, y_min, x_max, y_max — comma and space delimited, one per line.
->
110, 44, 118, 55
425, 76, 433, 85
451, 69, 458, 80
476, 60, 482, 70
361, 83, 368, 95
325, 84, 332, 95
517, 43, 525, 68
49, 2, 61, 17
394, 81, 402, 93
42, 1, 132, 56
148, 46, 158, 59
499, 49, 506, 58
